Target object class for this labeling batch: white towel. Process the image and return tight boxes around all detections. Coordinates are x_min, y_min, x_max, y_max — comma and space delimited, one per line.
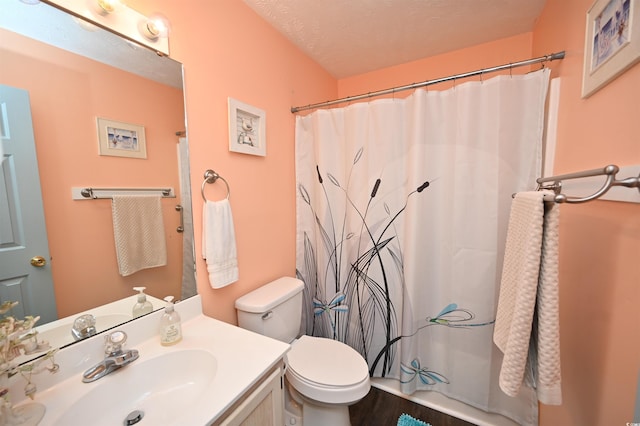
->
494, 191, 562, 405
112, 194, 167, 277
202, 199, 238, 288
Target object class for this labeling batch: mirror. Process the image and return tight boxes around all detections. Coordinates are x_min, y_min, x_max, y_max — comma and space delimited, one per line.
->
0, 0, 196, 362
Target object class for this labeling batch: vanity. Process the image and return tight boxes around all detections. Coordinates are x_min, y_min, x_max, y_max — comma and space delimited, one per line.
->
5, 295, 289, 425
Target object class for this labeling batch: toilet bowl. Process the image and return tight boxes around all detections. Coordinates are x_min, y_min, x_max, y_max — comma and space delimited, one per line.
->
284, 335, 370, 426
235, 277, 371, 426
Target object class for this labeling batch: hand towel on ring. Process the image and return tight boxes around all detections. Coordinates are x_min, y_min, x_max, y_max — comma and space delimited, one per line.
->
202, 198, 239, 288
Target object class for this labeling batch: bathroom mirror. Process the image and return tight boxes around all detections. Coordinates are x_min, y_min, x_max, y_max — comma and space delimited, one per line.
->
0, 0, 196, 362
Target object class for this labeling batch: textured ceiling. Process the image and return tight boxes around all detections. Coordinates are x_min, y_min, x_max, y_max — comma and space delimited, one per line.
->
243, 0, 547, 78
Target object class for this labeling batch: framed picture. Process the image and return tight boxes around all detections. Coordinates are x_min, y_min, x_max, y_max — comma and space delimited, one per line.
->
228, 98, 266, 157
96, 117, 147, 159
582, 0, 640, 98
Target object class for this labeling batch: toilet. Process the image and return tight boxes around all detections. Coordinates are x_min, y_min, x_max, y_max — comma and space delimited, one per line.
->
235, 277, 370, 426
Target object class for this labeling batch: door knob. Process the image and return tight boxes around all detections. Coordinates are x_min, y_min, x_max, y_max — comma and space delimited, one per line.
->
30, 256, 47, 267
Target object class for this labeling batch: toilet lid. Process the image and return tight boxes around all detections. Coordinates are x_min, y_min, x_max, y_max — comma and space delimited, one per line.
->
286, 335, 369, 387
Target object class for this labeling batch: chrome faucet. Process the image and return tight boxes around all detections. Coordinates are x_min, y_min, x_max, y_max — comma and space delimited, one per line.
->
71, 314, 97, 341
82, 330, 139, 383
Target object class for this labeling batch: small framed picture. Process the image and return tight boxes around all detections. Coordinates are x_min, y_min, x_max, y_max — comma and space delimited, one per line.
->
582, 0, 640, 98
97, 117, 147, 159
228, 97, 266, 157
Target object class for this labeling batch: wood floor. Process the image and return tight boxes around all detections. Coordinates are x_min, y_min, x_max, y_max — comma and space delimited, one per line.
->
349, 387, 476, 426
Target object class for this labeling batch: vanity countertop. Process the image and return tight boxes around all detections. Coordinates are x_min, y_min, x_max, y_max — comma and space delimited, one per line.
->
9, 295, 290, 425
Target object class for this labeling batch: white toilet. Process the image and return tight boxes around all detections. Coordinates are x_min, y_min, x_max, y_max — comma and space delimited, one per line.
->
235, 277, 370, 426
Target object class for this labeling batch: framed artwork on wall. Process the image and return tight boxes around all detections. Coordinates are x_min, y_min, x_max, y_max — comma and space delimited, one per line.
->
582, 0, 640, 98
96, 117, 147, 159
228, 97, 266, 157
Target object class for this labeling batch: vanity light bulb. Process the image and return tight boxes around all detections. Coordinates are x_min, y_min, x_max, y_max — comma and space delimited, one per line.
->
141, 14, 170, 40
94, 0, 123, 15
144, 20, 160, 39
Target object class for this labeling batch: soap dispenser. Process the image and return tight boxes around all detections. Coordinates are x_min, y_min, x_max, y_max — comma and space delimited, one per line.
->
159, 296, 182, 346
132, 287, 154, 318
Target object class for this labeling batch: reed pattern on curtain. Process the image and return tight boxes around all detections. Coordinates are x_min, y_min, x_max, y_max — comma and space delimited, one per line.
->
295, 69, 550, 425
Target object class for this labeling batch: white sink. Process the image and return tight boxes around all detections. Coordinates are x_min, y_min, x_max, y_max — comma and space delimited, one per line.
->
7, 297, 289, 425
52, 349, 217, 425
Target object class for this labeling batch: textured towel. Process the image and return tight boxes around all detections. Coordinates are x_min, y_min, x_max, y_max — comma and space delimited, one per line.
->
112, 194, 167, 276
397, 414, 431, 426
494, 191, 561, 405
202, 199, 238, 288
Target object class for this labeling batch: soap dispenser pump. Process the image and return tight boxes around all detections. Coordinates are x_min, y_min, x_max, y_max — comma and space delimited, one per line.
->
132, 287, 153, 318
159, 296, 182, 346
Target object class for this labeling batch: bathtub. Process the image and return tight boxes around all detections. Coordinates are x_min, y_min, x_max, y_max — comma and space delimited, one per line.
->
371, 378, 519, 426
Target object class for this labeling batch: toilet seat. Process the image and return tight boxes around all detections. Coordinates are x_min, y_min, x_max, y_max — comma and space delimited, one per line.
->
285, 335, 370, 404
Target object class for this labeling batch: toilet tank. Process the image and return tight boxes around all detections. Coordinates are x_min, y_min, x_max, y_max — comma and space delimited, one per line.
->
235, 277, 304, 343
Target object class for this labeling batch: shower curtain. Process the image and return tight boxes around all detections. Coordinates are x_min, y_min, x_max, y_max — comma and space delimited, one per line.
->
295, 69, 550, 425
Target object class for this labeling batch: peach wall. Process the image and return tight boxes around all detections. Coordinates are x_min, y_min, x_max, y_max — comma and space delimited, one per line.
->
127, 0, 638, 424
532, 0, 640, 425
0, 29, 185, 317
126, 0, 337, 324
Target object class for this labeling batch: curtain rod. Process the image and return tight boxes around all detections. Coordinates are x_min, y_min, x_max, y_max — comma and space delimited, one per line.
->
291, 51, 565, 113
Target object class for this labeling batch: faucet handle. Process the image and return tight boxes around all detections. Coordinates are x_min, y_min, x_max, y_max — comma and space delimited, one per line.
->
104, 330, 127, 356
71, 314, 97, 341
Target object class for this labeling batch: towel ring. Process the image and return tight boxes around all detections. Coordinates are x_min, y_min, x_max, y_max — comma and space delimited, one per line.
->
201, 169, 230, 201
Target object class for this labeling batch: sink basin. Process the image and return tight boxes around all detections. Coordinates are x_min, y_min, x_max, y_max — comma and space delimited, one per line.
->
52, 349, 217, 425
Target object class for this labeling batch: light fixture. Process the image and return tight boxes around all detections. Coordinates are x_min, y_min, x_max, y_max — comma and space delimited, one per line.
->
139, 14, 170, 40
45, 0, 170, 55
19, 0, 41, 4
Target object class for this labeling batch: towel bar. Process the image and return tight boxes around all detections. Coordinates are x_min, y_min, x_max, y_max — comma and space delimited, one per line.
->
72, 187, 175, 200
535, 164, 639, 204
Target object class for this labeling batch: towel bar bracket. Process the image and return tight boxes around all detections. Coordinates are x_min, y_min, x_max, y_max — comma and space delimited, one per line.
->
535, 164, 639, 203
176, 205, 184, 233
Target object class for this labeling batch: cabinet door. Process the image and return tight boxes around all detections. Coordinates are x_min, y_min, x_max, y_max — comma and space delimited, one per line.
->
219, 366, 284, 426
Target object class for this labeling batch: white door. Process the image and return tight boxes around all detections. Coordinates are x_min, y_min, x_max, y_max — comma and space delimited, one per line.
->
0, 84, 57, 323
